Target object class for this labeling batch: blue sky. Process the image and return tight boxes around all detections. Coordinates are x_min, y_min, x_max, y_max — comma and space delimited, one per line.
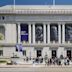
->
0, 0, 72, 6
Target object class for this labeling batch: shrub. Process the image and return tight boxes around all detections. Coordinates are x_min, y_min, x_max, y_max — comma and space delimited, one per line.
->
0, 60, 7, 63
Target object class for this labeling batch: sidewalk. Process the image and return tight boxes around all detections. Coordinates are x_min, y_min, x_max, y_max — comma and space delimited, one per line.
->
0, 64, 72, 68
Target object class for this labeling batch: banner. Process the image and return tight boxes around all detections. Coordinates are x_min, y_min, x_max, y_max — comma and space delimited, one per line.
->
19, 44, 23, 52
16, 44, 23, 52
16, 44, 19, 51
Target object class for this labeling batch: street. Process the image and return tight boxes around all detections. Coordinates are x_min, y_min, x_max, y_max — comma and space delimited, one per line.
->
0, 65, 72, 72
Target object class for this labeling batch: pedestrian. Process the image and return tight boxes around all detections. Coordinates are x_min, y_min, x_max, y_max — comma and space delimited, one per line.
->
67, 57, 70, 65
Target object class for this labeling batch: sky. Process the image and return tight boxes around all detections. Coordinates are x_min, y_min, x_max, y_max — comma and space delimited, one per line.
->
0, 0, 72, 6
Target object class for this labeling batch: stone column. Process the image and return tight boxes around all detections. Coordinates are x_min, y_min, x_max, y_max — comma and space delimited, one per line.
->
58, 24, 61, 43
18, 24, 21, 44
28, 24, 31, 43
33, 24, 35, 43
62, 24, 65, 43
43, 24, 46, 43
47, 24, 50, 43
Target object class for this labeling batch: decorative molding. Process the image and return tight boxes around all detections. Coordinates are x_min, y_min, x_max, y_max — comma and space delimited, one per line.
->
0, 9, 72, 15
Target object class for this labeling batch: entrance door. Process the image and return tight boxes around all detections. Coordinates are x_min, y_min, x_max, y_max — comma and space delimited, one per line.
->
37, 50, 42, 57
52, 50, 56, 58
67, 50, 71, 60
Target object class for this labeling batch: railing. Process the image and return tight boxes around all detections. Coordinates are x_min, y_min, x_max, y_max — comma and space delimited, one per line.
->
0, 9, 72, 14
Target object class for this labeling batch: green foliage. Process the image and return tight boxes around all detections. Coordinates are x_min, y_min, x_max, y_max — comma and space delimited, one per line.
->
0, 60, 7, 63
0, 33, 4, 40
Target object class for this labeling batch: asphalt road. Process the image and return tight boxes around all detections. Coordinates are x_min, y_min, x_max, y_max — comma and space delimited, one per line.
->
0, 66, 72, 72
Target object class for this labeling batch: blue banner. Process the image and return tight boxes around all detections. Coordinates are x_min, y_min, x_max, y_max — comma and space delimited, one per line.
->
20, 24, 28, 42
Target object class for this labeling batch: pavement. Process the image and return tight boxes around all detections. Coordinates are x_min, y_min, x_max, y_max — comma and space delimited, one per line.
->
0, 64, 72, 72
0, 64, 72, 68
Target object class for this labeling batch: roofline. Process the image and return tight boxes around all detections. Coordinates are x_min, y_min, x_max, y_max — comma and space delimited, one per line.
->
0, 9, 72, 15
0, 5, 72, 15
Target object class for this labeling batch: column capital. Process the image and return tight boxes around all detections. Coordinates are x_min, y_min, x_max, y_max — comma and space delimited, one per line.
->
43, 22, 47, 25
17, 22, 21, 25
28, 23, 32, 25
61, 22, 66, 25
27, 22, 32, 25
31, 22, 36, 25
46, 22, 51, 25
58, 22, 62, 25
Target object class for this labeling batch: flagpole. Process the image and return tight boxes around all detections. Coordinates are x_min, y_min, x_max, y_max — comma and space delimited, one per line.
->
13, 0, 15, 10
53, 0, 55, 5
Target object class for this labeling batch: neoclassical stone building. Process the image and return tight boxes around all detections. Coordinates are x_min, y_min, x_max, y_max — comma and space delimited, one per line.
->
0, 5, 72, 59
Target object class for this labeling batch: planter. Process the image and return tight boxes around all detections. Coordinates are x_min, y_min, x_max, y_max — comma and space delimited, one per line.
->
0, 60, 7, 65
0, 63, 7, 65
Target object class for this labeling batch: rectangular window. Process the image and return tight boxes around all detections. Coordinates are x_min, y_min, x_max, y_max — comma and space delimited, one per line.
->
0, 50, 3, 56
22, 50, 26, 56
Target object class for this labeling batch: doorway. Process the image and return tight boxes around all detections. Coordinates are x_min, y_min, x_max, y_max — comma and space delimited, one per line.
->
37, 50, 42, 57
67, 50, 71, 60
52, 50, 57, 58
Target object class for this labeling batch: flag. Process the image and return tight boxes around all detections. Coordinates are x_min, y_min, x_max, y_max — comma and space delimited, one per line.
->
19, 44, 23, 52
15, 44, 23, 52
16, 44, 19, 51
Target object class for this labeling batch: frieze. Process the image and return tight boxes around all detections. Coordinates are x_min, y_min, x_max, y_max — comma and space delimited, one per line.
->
1, 15, 72, 22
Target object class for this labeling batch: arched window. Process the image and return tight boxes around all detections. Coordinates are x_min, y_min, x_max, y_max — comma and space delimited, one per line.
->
0, 26, 5, 40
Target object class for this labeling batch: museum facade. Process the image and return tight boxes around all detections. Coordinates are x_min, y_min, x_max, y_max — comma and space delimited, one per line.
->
0, 5, 72, 59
